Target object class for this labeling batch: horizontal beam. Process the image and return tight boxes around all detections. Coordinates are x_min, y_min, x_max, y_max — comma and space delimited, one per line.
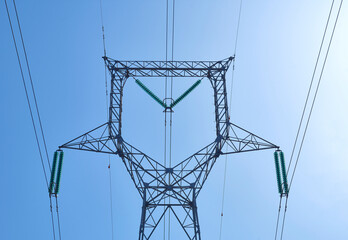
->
104, 56, 234, 78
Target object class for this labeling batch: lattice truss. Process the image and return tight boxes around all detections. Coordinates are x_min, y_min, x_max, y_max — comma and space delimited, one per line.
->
60, 56, 279, 240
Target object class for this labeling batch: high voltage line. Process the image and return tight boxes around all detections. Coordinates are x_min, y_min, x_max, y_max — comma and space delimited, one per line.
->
274, 1, 344, 239
4, 0, 62, 239
5, 1, 343, 239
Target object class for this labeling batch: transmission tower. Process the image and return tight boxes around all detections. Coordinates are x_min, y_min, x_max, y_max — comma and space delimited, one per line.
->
59, 56, 279, 240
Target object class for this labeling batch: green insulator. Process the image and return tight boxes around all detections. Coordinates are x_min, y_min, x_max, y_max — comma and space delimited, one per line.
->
49, 151, 59, 194
279, 151, 289, 194
170, 79, 201, 108
274, 151, 283, 194
135, 79, 167, 108
55, 151, 64, 194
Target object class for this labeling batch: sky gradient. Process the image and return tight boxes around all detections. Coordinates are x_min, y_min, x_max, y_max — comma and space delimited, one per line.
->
1, 0, 348, 239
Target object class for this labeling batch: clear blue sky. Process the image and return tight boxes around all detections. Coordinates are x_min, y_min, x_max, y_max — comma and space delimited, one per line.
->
1, 0, 347, 239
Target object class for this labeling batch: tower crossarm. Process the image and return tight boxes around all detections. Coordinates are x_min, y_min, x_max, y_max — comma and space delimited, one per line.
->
59, 123, 167, 198
170, 123, 279, 197
223, 123, 279, 153
104, 56, 233, 78
59, 122, 118, 154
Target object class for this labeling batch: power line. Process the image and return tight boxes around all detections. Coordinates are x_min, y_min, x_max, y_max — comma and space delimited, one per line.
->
288, 0, 343, 191
218, 1, 243, 239
12, 0, 52, 172
168, 1, 175, 239
4, 0, 49, 188
279, 1, 343, 239
4, 0, 60, 239
218, 153, 228, 240
169, 0, 175, 169
279, 197, 288, 240
286, 0, 335, 178
273, 197, 283, 240
274, 1, 335, 239
107, 160, 115, 240
163, 1, 169, 239
229, 0, 243, 108
233, 0, 243, 56
55, 197, 62, 240
99, 0, 107, 57
49, 197, 57, 240
99, 1, 115, 239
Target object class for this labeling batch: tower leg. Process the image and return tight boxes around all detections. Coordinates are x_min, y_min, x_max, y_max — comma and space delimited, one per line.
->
192, 199, 201, 240
139, 193, 147, 240
192, 187, 201, 240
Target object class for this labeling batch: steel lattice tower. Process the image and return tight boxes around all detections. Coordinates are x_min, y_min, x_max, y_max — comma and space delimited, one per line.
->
59, 56, 279, 240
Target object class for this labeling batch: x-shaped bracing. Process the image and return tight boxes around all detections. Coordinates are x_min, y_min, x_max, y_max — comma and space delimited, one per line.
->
60, 56, 279, 240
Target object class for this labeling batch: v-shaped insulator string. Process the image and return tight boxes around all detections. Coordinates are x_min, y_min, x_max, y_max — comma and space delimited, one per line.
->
135, 79, 168, 108
170, 79, 202, 108
134, 78, 202, 109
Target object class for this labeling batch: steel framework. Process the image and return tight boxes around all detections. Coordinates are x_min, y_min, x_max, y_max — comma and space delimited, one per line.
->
59, 56, 279, 240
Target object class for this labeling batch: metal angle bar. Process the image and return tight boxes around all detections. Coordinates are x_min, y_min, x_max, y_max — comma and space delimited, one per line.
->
148, 203, 191, 207
223, 146, 277, 155
105, 58, 232, 69
142, 206, 169, 240
123, 141, 165, 168
172, 143, 218, 187
229, 123, 278, 148
121, 150, 165, 187
120, 146, 167, 193
173, 141, 216, 169
103, 57, 234, 78
170, 207, 193, 239
60, 122, 109, 147
170, 206, 199, 240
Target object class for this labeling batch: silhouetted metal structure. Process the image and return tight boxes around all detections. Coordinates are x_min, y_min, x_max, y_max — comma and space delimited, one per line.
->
59, 56, 279, 240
